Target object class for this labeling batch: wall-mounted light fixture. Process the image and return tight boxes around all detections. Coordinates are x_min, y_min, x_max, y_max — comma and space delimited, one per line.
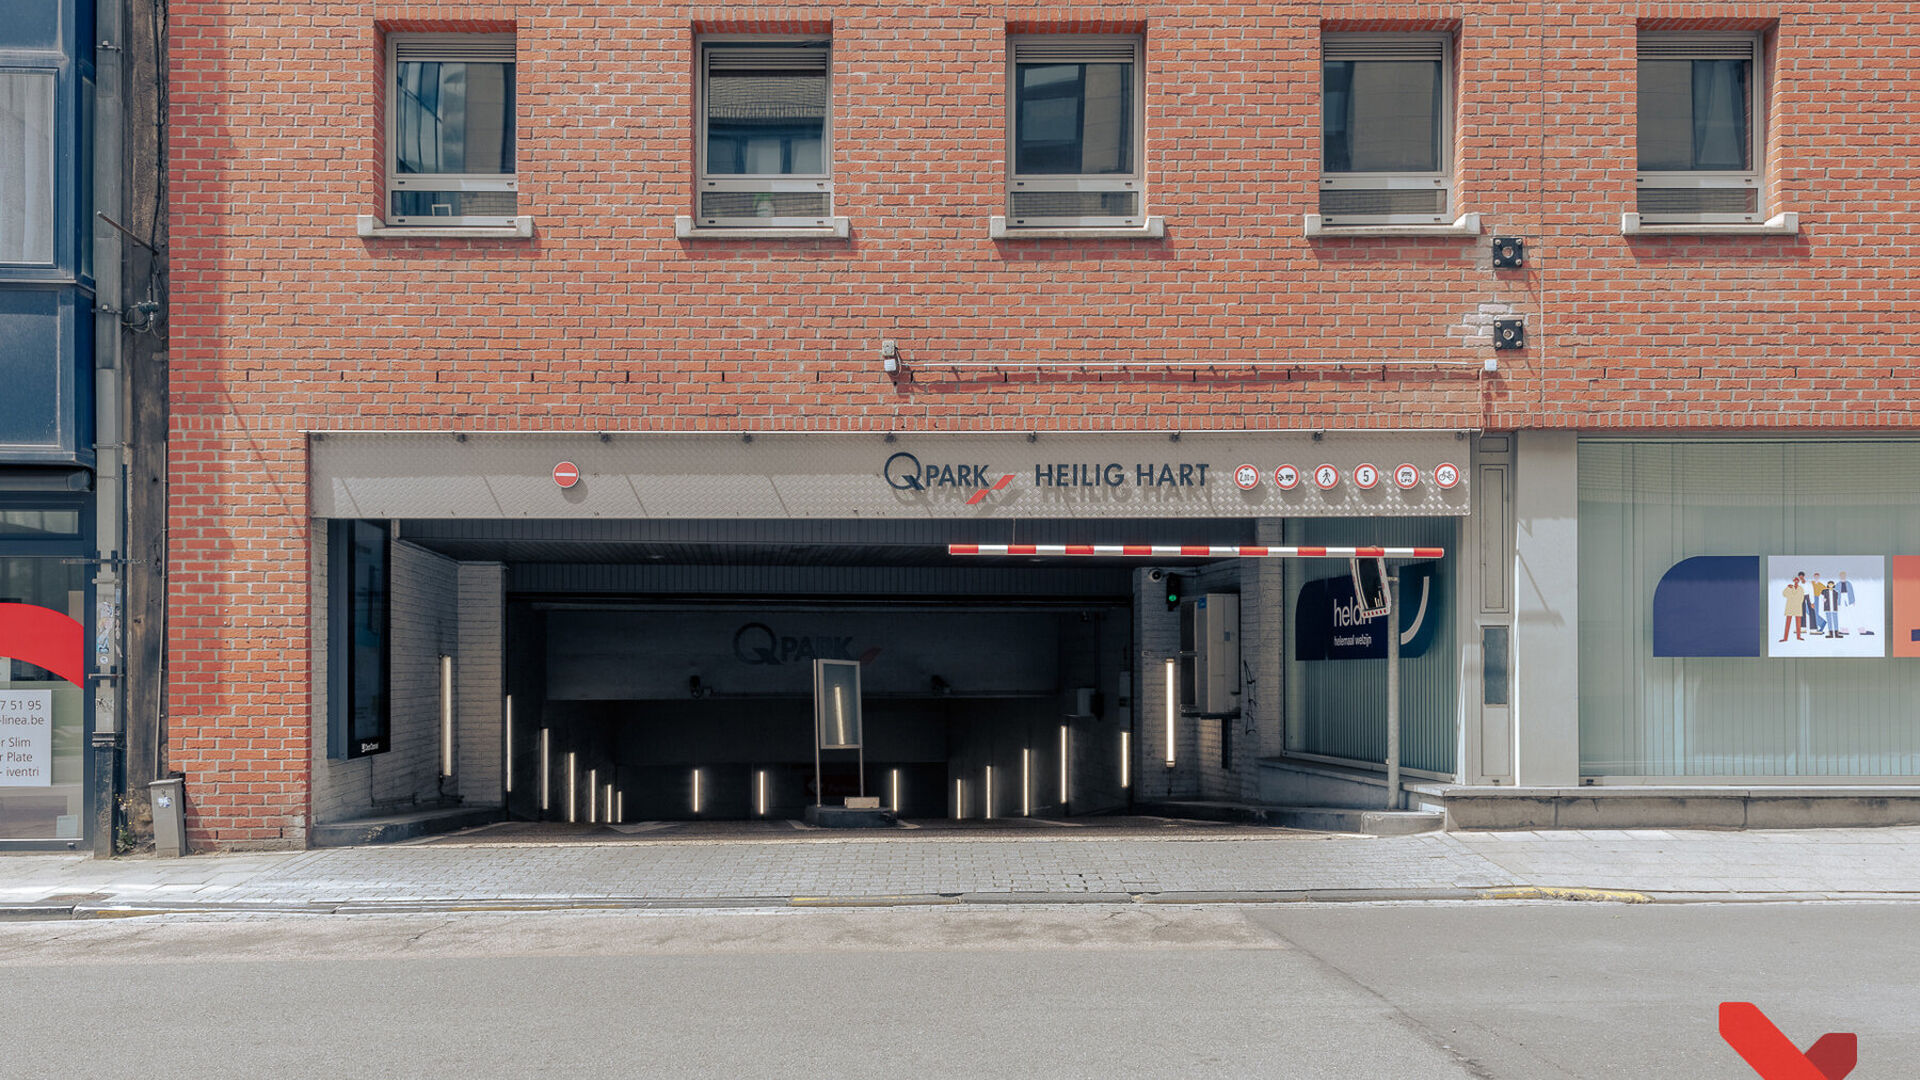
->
587, 767, 598, 823
540, 728, 551, 811
692, 768, 703, 815
1493, 317, 1526, 351
503, 694, 513, 794
1059, 725, 1069, 807
1164, 658, 1178, 768
1121, 731, 1131, 789
567, 751, 577, 824
439, 655, 455, 778
1022, 749, 1031, 817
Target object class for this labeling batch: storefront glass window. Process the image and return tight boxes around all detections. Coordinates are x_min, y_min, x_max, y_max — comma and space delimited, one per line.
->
1579, 440, 1920, 777
0, 557, 87, 839
1284, 515, 1458, 776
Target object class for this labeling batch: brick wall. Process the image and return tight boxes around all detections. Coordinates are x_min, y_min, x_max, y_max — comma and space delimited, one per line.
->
170, 2, 1920, 844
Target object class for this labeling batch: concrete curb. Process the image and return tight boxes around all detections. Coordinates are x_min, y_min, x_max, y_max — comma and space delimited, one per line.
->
6, 887, 1920, 920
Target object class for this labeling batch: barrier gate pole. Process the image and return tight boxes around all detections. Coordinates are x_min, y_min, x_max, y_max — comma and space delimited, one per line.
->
1385, 574, 1402, 811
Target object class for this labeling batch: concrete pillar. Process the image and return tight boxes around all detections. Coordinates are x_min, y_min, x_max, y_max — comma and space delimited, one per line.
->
1135, 567, 1191, 800
1238, 518, 1285, 800
1512, 431, 1580, 787
456, 562, 506, 806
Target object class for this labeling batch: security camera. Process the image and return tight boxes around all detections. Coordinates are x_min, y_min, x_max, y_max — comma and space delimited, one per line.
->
1147, 568, 1166, 583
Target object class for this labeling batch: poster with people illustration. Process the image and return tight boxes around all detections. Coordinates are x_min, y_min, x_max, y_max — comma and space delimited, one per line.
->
1767, 556, 1885, 658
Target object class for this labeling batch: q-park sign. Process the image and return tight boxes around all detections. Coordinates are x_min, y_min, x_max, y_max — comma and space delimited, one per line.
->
0, 690, 53, 787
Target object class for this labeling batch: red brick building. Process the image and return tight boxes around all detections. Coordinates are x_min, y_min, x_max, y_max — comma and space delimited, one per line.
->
165, 2, 1920, 849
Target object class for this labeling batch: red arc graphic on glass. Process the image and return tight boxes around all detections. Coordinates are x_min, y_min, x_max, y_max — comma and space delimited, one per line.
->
1720, 1003, 1856, 1080
0, 603, 85, 687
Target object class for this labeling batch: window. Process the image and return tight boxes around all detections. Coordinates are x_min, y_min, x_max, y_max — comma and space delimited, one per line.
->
1319, 35, 1450, 225
328, 520, 390, 759
0, 71, 56, 263
695, 40, 832, 228
1636, 33, 1763, 223
1005, 37, 1143, 228
386, 34, 516, 226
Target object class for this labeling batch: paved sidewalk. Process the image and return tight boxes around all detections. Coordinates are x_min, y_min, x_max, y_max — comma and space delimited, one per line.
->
4, 825, 1919, 916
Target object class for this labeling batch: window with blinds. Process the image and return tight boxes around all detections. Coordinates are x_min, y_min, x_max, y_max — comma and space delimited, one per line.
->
1318, 34, 1452, 226
696, 41, 833, 228
386, 34, 518, 226
1636, 33, 1764, 223
1006, 37, 1144, 228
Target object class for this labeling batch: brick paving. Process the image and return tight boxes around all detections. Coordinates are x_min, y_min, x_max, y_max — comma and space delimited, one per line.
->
4, 825, 1919, 912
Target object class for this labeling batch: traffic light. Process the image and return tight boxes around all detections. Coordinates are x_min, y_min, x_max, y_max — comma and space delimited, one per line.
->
1164, 573, 1184, 611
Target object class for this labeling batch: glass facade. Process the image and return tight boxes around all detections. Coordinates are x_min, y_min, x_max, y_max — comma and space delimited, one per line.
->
0, 551, 87, 841
1014, 60, 1134, 176
1636, 56, 1751, 172
704, 56, 827, 176
1322, 58, 1443, 173
1284, 515, 1458, 776
1579, 440, 1920, 777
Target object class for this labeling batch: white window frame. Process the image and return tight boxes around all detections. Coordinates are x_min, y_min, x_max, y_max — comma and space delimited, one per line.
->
1005, 36, 1145, 229
1635, 32, 1765, 225
694, 38, 834, 230
1318, 33, 1454, 227
385, 33, 518, 228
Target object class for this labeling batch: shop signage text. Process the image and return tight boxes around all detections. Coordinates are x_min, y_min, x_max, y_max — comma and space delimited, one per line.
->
0, 690, 53, 787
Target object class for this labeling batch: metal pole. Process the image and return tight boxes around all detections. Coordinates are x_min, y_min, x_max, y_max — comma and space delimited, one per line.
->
1385, 574, 1402, 811
90, 0, 129, 858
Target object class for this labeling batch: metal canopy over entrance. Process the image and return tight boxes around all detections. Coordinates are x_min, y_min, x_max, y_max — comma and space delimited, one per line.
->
311, 431, 1471, 521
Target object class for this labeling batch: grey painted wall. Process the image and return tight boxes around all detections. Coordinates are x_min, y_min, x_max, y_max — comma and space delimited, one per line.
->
1513, 432, 1580, 786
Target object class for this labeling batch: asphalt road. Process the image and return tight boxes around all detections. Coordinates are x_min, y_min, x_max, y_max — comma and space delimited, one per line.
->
2, 901, 1913, 1079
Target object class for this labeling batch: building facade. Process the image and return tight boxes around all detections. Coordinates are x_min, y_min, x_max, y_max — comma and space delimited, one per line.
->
165, 1, 1920, 850
0, 0, 164, 853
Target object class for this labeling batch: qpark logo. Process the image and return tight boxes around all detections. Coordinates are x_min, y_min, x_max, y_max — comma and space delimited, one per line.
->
883, 451, 1014, 505
1720, 1003, 1855, 1080
731, 622, 883, 667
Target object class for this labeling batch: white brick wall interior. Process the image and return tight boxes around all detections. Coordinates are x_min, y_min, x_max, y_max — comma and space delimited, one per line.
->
311, 535, 459, 824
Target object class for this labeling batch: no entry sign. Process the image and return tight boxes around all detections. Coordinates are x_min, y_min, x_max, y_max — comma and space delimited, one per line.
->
553, 461, 580, 488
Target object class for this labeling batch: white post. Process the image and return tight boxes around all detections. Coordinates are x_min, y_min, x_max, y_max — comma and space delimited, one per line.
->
1385, 574, 1402, 810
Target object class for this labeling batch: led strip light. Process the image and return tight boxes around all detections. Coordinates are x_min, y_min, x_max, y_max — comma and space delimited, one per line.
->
950, 544, 1445, 558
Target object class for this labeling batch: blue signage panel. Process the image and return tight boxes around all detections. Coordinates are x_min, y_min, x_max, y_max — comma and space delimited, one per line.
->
1294, 561, 1441, 661
1651, 555, 1762, 658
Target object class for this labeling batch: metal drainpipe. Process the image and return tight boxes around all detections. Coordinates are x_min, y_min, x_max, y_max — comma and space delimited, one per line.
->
89, 0, 127, 857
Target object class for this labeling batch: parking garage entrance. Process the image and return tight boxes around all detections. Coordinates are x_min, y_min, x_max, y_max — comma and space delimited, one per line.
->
309, 431, 1473, 834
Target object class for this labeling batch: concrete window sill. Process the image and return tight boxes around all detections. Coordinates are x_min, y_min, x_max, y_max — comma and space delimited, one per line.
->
989, 216, 1167, 240
1304, 213, 1481, 238
674, 215, 851, 240
1620, 211, 1799, 236
356, 215, 535, 239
